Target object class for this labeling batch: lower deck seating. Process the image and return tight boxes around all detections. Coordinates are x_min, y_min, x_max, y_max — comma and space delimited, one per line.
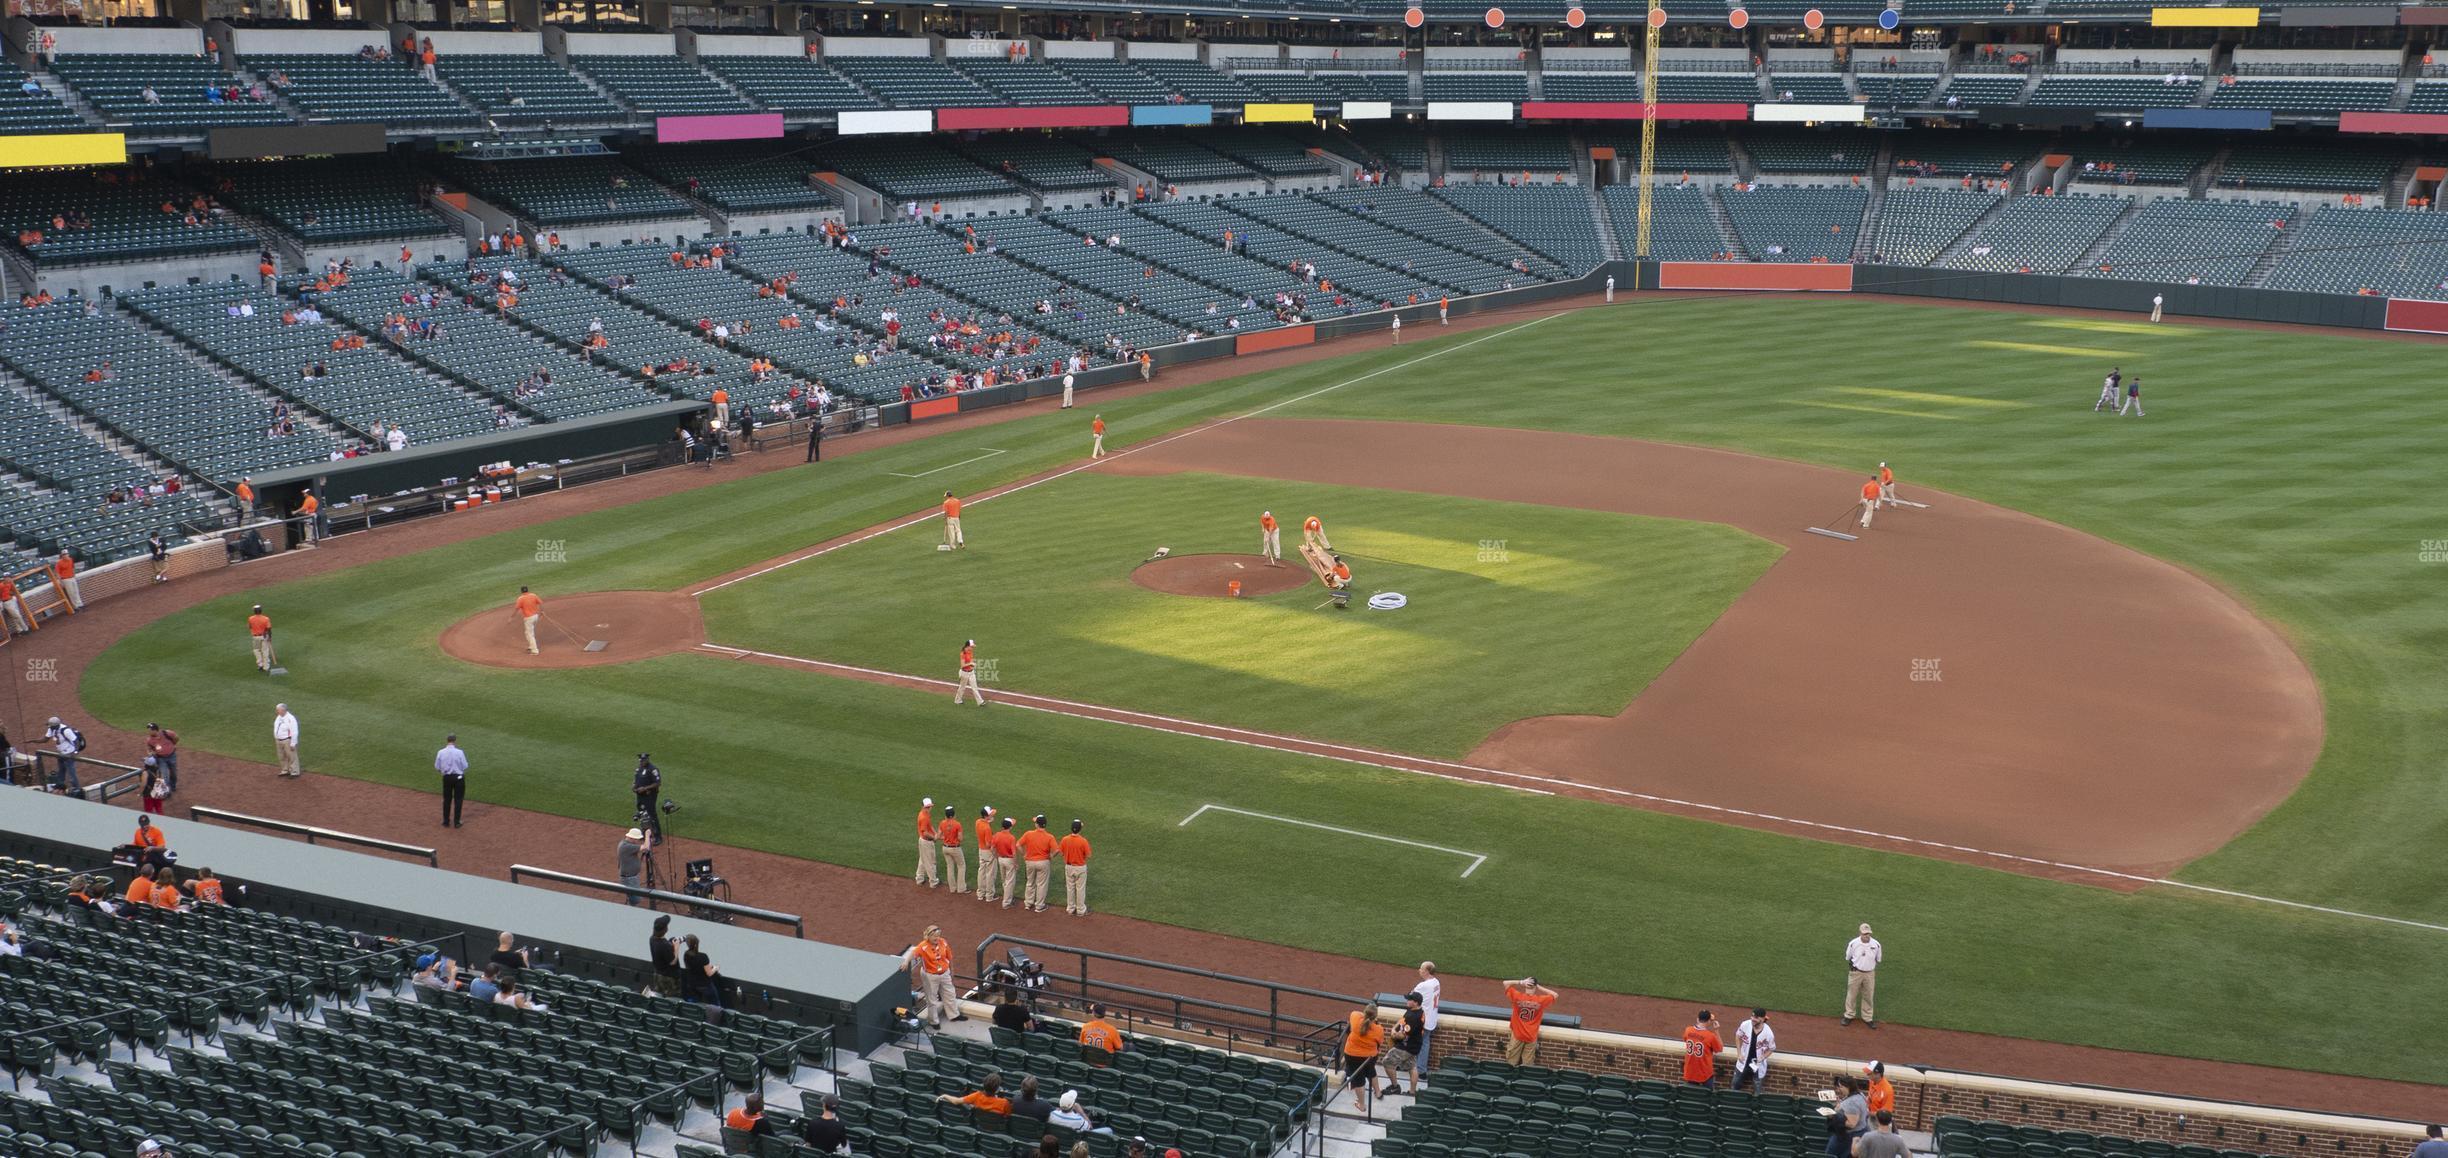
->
1315, 187, 1568, 279
1375, 1056, 1827, 1158
1871, 187, 1999, 264
1051, 204, 1362, 319
1939, 193, 2131, 273
2070, 198, 2292, 286
0, 392, 219, 565
2260, 205, 2448, 299
1604, 184, 1735, 261
1720, 185, 1869, 261
1430, 183, 1608, 270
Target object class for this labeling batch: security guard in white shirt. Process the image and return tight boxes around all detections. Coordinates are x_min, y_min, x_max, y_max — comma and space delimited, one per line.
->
1843, 924, 1882, 1028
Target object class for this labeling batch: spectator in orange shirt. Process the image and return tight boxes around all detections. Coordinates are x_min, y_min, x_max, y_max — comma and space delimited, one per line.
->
938, 1073, 1011, 1115
1865, 1061, 1895, 1117
1057, 820, 1092, 916
1681, 1010, 1724, 1089
1078, 1005, 1125, 1057
150, 872, 182, 909
1019, 816, 1058, 912
190, 868, 225, 905
992, 817, 1022, 908
724, 1094, 771, 1136
1502, 977, 1558, 1065
125, 867, 156, 907
1340, 1002, 1388, 1113
936, 805, 968, 894
130, 816, 168, 868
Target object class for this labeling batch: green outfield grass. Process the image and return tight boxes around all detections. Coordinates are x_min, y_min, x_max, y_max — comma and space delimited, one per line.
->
698, 471, 1780, 757
81, 299, 2448, 1081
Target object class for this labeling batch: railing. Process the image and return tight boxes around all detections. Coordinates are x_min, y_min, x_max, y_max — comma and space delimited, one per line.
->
971, 933, 1358, 1063
186, 806, 440, 867
505, 864, 805, 937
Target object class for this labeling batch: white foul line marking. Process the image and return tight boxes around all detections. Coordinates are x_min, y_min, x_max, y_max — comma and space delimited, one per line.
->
888, 447, 1008, 479
1180, 803, 1489, 878
692, 312, 1567, 597
693, 640, 2448, 935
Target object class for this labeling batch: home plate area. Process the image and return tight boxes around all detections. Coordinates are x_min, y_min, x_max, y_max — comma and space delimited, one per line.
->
1130, 553, 1314, 598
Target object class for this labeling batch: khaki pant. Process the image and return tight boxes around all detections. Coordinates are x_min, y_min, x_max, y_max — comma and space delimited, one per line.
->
1025, 859, 1050, 910
939, 844, 967, 893
252, 635, 274, 670
2150, 302, 2163, 322
1503, 1036, 1539, 1066
714, 401, 730, 428
57, 576, 80, 609
1091, 433, 1104, 458
1060, 381, 1074, 408
956, 668, 985, 705
153, 556, 168, 581
1261, 528, 1280, 562
944, 516, 964, 548
1064, 863, 1087, 914
916, 836, 938, 885
998, 855, 1020, 906
977, 845, 997, 900
523, 613, 540, 654
1304, 529, 1331, 553
1845, 970, 1876, 1022
274, 738, 300, 776
1879, 482, 1895, 507
919, 969, 955, 1029
1, 596, 28, 633
1859, 498, 1877, 528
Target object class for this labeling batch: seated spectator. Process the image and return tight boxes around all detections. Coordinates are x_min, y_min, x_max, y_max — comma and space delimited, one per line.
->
468, 963, 504, 1002
993, 987, 1038, 1034
125, 867, 156, 907
150, 871, 183, 910
1048, 1090, 1105, 1134
1078, 1005, 1126, 1057
188, 868, 225, 905
724, 1094, 771, 1136
488, 930, 532, 975
938, 1073, 1012, 1115
799, 1095, 848, 1153
1009, 1075, 1054, 1122
413, 952, 459, 990
494, 976, 547, 1011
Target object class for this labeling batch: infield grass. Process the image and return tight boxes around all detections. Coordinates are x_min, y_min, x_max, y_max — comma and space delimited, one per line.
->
81, 299, 2448, 1082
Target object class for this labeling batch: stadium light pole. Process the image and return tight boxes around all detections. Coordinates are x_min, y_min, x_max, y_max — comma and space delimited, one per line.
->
1636, 0, 1661, 260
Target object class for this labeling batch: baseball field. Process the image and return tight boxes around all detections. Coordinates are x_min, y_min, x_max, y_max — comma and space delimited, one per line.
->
79, 294, 2448, 1083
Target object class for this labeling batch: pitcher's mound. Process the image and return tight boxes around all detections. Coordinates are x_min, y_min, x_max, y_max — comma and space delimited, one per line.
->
440, 590, 705, 669
1132, 554, 1313, 598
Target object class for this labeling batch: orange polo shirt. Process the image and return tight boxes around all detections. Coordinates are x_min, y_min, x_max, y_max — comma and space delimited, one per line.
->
53, 556, 73, 580
913, 937, 951, 975
960, 645, 976, 672
1862, 480, 1881, 502
1019, 829, 1056, 862
133, 825, 165, 851
991, 830, 1019, 858
249, 613, 271, 637
1261, 513, 1276, 532
515, 592, 541, 617
1879, 466, 1894, 487
236, 481, 254, 504
711, 389, 728, 405
943, 496, 961, 519
1058, 833, 1091, 866
1304, 517, 1321, 533
1681, 1025, 1722, 1083
298, 495, 318, 516
1868, 1076, 1895, 1115
919, 806, 938, 839
976, 816, 993, 847
937, 817, 963, 847
0, 579, 15, 601
1092, 418, 1105, 435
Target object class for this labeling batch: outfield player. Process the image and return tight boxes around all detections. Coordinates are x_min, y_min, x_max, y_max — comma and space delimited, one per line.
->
2094, 367, 2121, 412
1878, 462, 1896, 508
941, 491, 965, 549
1260, 511, 1281, 566
936, 804, 967, 893
1091, 414, 1106, 458
1858, 476, 1882, 529
2120, 375, 2145, 417
1303, 515, 1332, 553
955, 640, 986, 705
915, 796, 939, 887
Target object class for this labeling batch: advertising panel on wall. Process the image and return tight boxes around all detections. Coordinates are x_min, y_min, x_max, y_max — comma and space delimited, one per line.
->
2339, 112, 2448, 134
936, 106, 1128, 131
2383, 298, 2448, 334
654, 113, 786, 144
2141, 107, 2271, 131
204, 125, 381, 162
1750, 103, 1867, 123
1130, 103, 1213, 126
1427, 101, 1516, 121
0, 132, 128, 167
837, 109, 935, 136
1658, 262, 1855, 291
2151, 5, 2259, 23
1242, 102, 1317, 123
1339, 100, 1394, 120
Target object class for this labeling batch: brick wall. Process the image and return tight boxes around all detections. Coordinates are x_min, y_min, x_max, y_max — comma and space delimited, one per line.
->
1425, 1019, 2419, 1158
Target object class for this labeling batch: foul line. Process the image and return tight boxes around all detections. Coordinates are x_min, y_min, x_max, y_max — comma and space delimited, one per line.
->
888, 447, 1008, 479
692, 311, 1567, 597
1179, 804, 1489, 878
693, 641, 2448, 936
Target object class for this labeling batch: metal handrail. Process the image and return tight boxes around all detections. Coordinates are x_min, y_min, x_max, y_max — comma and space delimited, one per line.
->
505, 864, 804, 937
186, 806, 439, 866
973, 934, 1361, 1055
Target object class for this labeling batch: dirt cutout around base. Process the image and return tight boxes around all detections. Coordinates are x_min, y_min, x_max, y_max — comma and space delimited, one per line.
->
1131, 553, 1313, 598
439, 590, 705, 668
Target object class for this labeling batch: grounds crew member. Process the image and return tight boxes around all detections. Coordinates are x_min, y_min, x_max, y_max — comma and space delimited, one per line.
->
1059, 819, 1093, 916
955, 640, 986, 706
1020, 815, 1059, 912
936, 804, 967, 893
1878, 462, 1896, 508
915, 796, 939, 887
1259, 511, 1281, 566
514, 586, 543, 654
1091, 414, 1106, 459
974, 806, 999, 901
906, 924, 957, 1030
992, 817, 1022, 908
248, 605, 274, 672
941, 491, 965, 550
0, 574, 28, 634
1842, 923, 1882, 1027
1302, 515, 1331, 553
1858, 476, 1882, 530
51, 551, 80, 609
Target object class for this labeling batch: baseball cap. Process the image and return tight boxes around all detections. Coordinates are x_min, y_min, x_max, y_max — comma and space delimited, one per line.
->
625, 827, 644, 841
1859, 923, 1873, 934
415, 953, 439, 970
923, 797, 933, 807
1059, 1091, 1079, 1109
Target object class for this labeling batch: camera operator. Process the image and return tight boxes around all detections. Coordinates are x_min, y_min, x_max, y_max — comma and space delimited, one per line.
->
618, 826, 651, 906
632, 754, 662, 834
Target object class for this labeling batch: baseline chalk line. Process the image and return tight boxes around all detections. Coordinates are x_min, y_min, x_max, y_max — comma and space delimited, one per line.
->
888, 448, 1009, 479
1180, 803, 1489, 878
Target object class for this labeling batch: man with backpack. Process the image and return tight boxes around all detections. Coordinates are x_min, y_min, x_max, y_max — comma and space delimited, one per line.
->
44, 716, 82, 795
